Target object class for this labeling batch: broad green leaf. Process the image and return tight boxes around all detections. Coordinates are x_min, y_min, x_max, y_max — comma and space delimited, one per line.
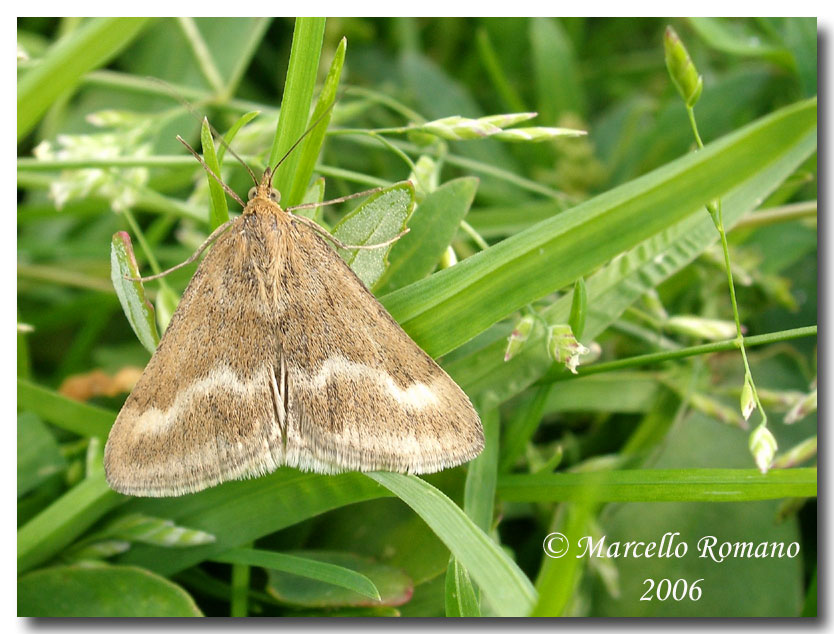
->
17, 564, 201, 616
110, 231, 160, 354
333, 182, 416, 288
17, 378, 114, 439
260, 550, 410, 607
445, 556, 480, 617
287, 36, 346, 207
17, 412, 66, 497
17, 17, 152, 140
497, 468, 817, 503
377, 177, 478, 293
270, 18, 326, 202
368, 472, 537, 617
200, 118, 229, 230
381, 98, 816, 361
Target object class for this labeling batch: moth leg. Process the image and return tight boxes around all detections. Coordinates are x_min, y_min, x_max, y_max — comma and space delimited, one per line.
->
289, 213, 409, 251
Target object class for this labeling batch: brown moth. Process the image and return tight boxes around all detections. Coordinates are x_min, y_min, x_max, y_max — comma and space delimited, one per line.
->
104, 169, 484, 497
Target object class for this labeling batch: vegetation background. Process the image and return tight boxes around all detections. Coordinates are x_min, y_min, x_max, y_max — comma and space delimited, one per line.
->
17, 17, 817, 617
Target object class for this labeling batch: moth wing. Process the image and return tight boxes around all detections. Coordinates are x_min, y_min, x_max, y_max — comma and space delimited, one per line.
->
104, 217, 284, 496
280, 220, 484, 474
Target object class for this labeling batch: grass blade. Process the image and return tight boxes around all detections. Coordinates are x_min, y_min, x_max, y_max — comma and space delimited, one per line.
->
270, 17, 326, 200
17, 378, 114, 439
213, 547, 381, 601
381, 98, 817, 359
368, 472, 537, 616
200, 118, 230, 229
18, 17, 152, 140
497, 468, 818, 502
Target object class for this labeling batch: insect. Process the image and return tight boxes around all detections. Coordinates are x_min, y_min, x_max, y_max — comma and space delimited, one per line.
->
104, 129, 484, 497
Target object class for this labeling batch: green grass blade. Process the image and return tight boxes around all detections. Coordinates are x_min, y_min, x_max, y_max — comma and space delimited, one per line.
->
200, 118, 229, 229
213, 547, 381, 601
530, 17, 584, 121
445, 555, 480, 616
287, 36, 346, 207
216, 110, 260, 166
443, 97, 818, 408
269, 17, 326, 199
18, 17, 152, 140
463, 407, 499, 532
17, 378, 115, 439
18, 471, 125, 573
381, 98, 816, 360
497, 468, 818, 502
368, 472, 537, 616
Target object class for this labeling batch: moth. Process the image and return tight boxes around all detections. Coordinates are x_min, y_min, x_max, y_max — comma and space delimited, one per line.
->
104, 159, 484, 497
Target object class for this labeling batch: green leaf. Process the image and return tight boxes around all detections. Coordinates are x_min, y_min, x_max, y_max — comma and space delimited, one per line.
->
499, 384, 553, 472
368, 472, 537, 616
568, 277, 587, 339
102, 513, 216, 547
688, 17, 795, 69
214, 547, 382, 603
296, 176, 326, 221
17, 17, 152, 140
530, 17, 584, 120
441, 98, 817, 408
381, 98, 817, 360
18, 412, 66, 497
270, 17, 326, 202
463, 407, 499, 532
114, 471, 392, 576
18, 564, 202, 616
17, 378, 114, 439
18, 472, 124, 574
377, 177, 478, 293
332, 181, 416, 288
216, 110, 260, 166
110, 231, 160, 354
200, 118, 229, 229
287, 37, 346, 207
497, 468, 818, 502
445, 556, 480, 617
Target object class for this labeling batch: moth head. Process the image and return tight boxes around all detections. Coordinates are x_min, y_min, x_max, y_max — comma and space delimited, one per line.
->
248, 185, 281, 203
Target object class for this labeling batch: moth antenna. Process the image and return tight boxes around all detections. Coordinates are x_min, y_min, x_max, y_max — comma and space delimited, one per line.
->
290, 213, 410, 250
177, 135, 246, 208
201, 117, 259, 186
268, 99, 339, 189
286, 186, 388, 213
125, 218, 237, 283
146, 76, 259, 185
